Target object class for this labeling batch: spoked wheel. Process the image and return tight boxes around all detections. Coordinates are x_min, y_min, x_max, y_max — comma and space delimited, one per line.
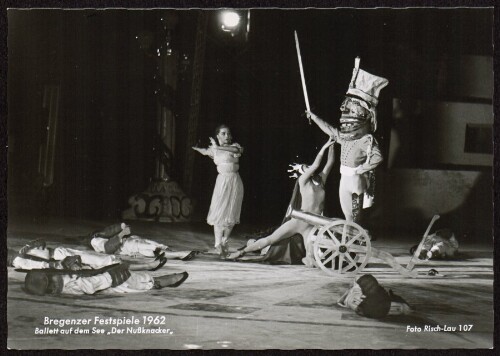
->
313, 220, 371, 277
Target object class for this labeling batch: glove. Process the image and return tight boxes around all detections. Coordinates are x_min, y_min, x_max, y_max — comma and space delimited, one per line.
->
108, 264, 131, 287
61, 255, 82, 270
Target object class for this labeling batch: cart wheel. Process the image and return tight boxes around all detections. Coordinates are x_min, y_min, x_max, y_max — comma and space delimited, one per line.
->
313, 220, 371, 277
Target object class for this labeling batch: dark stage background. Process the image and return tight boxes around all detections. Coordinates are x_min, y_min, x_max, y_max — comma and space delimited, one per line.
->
7, 9, 493, 235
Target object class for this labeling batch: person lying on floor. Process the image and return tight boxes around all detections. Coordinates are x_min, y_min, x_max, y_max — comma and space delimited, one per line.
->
410, 228, 459, 260
23, 263, 189, 296
87, 223, 198, 261
8, 239, 166, 271
337, 274, 414, 319
227, 138, 335, 266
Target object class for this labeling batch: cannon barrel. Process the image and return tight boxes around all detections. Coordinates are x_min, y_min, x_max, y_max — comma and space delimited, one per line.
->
288, 209, 336, 227
288, 208, 363, 238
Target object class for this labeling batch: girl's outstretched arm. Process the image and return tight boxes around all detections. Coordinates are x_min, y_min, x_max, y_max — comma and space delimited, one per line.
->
209, 137, 243, 154
320, 144, 335, 180
192, 146, 214, 158
299, 138, 335, 186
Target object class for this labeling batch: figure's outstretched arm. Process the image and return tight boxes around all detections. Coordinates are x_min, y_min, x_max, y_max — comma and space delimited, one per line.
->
306, 111, 339, 140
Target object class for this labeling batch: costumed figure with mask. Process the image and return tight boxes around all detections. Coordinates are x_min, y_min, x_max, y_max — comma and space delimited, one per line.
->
306, 57, 388, 228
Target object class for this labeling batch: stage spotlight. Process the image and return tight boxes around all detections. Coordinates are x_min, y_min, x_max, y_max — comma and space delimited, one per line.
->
220, 11, 241, 32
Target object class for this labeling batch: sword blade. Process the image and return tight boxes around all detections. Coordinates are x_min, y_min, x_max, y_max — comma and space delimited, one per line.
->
294, 31, 311, 122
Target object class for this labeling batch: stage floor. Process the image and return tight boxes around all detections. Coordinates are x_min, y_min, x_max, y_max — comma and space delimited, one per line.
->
6, 217, 494, 350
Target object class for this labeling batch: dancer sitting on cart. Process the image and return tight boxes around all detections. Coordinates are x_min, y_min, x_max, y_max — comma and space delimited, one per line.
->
227, 138, 335, 266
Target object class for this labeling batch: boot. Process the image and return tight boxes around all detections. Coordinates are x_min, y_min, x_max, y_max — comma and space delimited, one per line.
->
153, 272, 189, 289
351, 193, 362, 224
154, 248, 166, 260
180, 251, 199, 261
149, 256, 168, 271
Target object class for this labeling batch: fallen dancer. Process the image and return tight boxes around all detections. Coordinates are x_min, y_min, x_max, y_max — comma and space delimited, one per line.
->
410, 228, 459, 260
337, 274, 414, 319
8, 239, 166, 271
23, 263, 189, 296
88, 223, 198, 261
227, 138, 335, 265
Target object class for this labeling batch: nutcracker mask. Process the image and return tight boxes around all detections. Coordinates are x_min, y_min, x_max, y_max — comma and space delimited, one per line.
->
339, 57, 388, 141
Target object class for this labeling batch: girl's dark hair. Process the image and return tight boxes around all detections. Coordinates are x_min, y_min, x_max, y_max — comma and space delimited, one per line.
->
215, 124, 230, 136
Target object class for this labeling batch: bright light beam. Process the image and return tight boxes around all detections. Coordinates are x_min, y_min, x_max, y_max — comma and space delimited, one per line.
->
221, 11, 241, 30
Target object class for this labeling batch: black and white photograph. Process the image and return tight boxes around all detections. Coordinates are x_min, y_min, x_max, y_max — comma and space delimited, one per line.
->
4, 3, 495, 350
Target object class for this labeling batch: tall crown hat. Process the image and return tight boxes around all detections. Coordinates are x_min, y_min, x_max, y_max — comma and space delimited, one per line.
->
347, 57, 388, 107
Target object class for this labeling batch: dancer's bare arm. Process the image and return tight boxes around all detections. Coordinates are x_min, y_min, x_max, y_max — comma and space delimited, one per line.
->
320, 144, 335, 180
209, 137, 243, 154
299, 138, 335, 186
192, 146, 214, 158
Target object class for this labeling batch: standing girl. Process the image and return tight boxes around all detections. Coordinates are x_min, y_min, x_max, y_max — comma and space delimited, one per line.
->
193, 125, 244, 257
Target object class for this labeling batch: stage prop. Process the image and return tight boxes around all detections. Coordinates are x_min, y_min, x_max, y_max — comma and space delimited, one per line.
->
294, 31, 311, 125
288, 209, 440, 278
123, 12, 193, 222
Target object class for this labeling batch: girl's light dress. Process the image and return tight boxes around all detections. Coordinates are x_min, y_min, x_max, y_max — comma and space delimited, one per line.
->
206, 143, 244, 227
